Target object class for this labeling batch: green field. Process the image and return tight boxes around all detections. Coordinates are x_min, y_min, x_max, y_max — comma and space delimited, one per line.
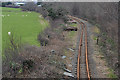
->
2, 7, 49, 49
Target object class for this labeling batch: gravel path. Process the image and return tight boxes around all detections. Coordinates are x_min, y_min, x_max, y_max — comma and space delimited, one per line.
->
72, 17, 108, 78
85, 21, 99, 78
79, 25, 87, 78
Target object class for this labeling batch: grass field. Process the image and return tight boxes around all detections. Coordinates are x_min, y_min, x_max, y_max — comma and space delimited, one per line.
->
2, 7, 49, 49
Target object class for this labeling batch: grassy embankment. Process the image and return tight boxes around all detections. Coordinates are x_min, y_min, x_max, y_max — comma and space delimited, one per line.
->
2, 7, 49, 49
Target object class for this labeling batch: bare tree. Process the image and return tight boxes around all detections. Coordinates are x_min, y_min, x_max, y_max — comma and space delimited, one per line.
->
21, 2, 37, 11
72, 3, 79, 16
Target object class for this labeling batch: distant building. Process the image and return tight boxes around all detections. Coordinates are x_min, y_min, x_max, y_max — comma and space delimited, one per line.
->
14, 2, 26, 6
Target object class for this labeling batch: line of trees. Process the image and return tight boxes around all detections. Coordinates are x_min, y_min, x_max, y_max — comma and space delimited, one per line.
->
21, 2, 68, 20
1, 2, 12, 7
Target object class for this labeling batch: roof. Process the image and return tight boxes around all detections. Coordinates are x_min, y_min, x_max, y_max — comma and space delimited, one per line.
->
14, 2, 25, 5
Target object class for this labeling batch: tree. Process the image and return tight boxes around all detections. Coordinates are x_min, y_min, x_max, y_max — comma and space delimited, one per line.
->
21, 2, 37, 11
7, 2, 12, 5
37, 2, 42, 5
2, 2, 12, 7
72, 3, 79, 15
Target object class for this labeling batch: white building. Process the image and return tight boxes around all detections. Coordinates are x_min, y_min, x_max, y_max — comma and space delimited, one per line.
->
14, 2, 26, 6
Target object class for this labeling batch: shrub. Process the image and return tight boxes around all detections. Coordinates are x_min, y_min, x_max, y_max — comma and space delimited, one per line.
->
37, 2, 42, 5
22, 59, 35, 72
37, 33, 49, 46
47, 8, 58, 20
41, 4, 68, 20
72, 3, 79, 15
2, 2, 12, 7
2, 33, 24, 77
21, 2, 37, 11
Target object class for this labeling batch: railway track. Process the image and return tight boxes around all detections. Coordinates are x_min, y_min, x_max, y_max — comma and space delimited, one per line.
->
68, 15, 90, 80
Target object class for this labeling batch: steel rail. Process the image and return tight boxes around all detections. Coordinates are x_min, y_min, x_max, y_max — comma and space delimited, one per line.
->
77, 23, 83, 80
84, 23, 90, 80
67, 15, 90, 80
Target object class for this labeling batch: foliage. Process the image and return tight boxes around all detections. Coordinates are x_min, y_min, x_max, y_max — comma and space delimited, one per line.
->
69, 23, 77, 27
40, 4, 68, 20
47, 8, 58, 20
93, 36, 97, 40
22, 59, 35, 72
37, 2, 42, 5
2, 2, 12, 7
46, 7, 68, 20
37, 33, 49, 46
21, 3, 68, 21
21, 2, 37, 11
2, 33, 24, 77
72, 3, 79, 15
3, 33, 22, 61
3, 33, 36, 77
107, 69, 118, 78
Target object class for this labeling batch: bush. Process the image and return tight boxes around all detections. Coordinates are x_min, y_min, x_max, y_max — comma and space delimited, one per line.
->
21, 2, 37, 11
40, 4, 68, 20
2, 2, 12, 7
62, 15, 69, 23
72, 3, 79, 15
47, 8, 58, 20
48, 7, 68, 20
2, 33, 24, 77
37, 2, 42, 5
22, 59, 35, 72
37, 33, 49, 46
